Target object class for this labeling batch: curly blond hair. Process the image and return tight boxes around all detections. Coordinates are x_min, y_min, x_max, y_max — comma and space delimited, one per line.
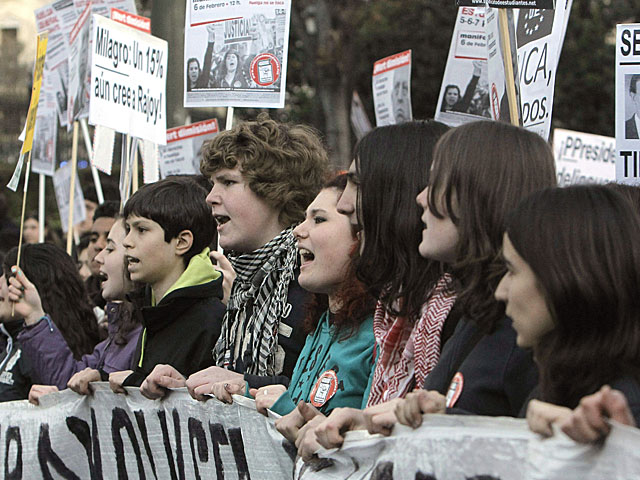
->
200, 113, 329, 227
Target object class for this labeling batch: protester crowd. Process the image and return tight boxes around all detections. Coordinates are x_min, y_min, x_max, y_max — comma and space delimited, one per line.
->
1, 113, 638, 465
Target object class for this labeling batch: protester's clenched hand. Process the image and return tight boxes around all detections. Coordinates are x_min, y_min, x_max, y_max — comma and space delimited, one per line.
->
558, 385, 636, 443
140, 364, 186, 400
186, 366, 244, 401
251, 384, 287, 416
526, 399, 572, 437
7, 266, 45, 324
211, 379, 246, 404
296, 414, 327, 462
362, 398, 403, 436
109, 370, 133, 394
210, 250, 236, 305
394, 389, 446, 429
67, 368, 101, 395
313, 407, 367, 451
275, 401, 323, 443
28, 385, 58, 405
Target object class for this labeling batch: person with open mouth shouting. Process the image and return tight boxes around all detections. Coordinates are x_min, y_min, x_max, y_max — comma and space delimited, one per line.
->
138, 114, 329, 401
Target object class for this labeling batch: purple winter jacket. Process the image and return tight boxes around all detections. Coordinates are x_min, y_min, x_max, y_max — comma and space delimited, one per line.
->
17, 302, 142, 390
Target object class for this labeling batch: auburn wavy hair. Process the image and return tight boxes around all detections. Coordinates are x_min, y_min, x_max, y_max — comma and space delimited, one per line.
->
302, 174, 376, 339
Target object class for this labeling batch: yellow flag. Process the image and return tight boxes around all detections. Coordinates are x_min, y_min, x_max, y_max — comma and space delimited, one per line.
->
21, 32, 49, 155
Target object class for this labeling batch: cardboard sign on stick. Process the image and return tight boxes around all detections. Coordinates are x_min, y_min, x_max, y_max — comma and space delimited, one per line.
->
372, 50, 413, 127
89, 15, 168, 144
615, 24, 640, 184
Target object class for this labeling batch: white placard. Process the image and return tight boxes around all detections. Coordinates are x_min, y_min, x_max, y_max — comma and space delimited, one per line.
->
92, 124, 116, 175
159, 119, 220, 178
67, 3, 92, 126
31, 75, 59, 177
435, 7, 491, 127
372, 50, 413, 126
553, 128, 616, 186
515, 6, 569, 140
615, 24, 640, 184
184, 0, 292, 108
53, 162, 87, 232
89, 15, 168, 144
140, 139, 160, 184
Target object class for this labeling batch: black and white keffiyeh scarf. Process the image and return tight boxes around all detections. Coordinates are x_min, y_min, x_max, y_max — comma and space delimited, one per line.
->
214, 227, 298, 376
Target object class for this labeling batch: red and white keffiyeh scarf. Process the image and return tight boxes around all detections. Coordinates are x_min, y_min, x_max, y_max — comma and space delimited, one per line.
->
366, 274, 456, 407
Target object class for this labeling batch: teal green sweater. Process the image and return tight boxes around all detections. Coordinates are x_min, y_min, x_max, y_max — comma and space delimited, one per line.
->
271, 311, 376, 416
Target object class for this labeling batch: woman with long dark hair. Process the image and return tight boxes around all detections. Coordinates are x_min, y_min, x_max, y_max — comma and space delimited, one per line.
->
20, 217, 143, 402
0, 243, 100, 401
496, 186, 640, 439
303, 121, 557, 460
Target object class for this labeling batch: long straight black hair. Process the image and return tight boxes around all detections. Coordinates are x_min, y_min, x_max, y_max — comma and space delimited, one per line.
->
356, 120, 449, 320
4, 243, 100, 358
506, 185, 640, 408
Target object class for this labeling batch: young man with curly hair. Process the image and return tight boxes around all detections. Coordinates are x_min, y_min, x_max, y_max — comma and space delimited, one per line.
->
139, 114, 329, 400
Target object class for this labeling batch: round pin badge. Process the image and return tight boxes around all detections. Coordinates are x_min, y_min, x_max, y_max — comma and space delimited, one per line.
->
445, 372, 464, 408
310, 370, 338, 408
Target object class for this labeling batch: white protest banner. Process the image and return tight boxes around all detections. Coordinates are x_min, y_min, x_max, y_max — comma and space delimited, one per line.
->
184, 0, 292, 108
615, 24, 640, 185
89, 15, 168, 144
372, 50, 413, 126
53, 162, 87, 232
159, 118, 220, 178
32, 75, 59, 176
0, 386, 293, 478
297, 415, 640, 480
435, 7, 491, 127
515, 5, 569, 140
553, 128, 615, 186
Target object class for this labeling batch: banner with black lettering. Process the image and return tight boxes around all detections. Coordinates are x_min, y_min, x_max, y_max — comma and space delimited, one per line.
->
616, 23, 640, 184
296, 415, 640, 480
0, 385, 293, 478
553, 128, 615, 186
2, 387, 639, 478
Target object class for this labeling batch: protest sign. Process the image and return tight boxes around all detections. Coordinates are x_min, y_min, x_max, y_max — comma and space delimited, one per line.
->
297, 415, 640, 480
31, 75, 59, 177
553, 128, 615, 186
485, 6, 520, 123
89, 15, 168, 145
67, 3, 92, 126
92, 125, 116, 175
7, 33, 49, 191
111, 8, 151, 33
1, 388, 638, 479
22, 34, 49, 156
184, 0, 292, 108
514, 5, 570, 140
158, 119, 220, 178
615, 24, 640, 185
372, 50, 413, 126
435, 7, 491, 127
140, 139, 160, 184
0, 386, 292, 478
53, 162, 87, 233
